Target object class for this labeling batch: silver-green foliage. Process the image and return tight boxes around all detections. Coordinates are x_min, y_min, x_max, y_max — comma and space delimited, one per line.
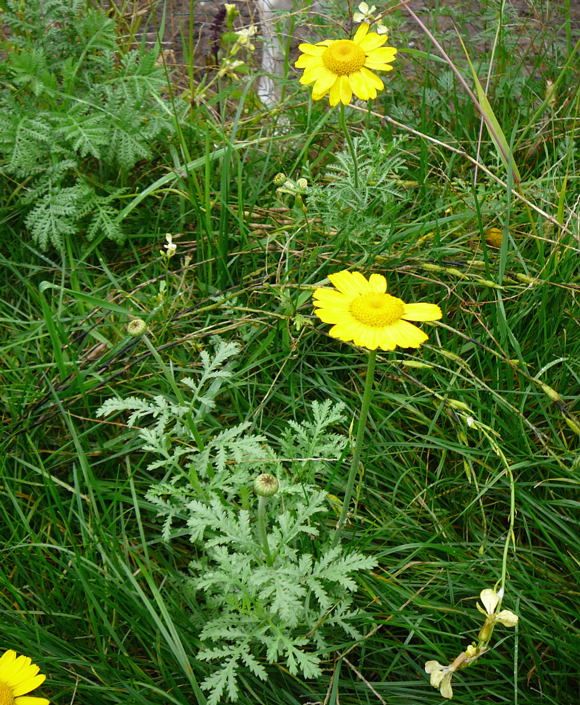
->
97, 338, 377, 703
306, 130, 406, 248
0, 0, 173, 250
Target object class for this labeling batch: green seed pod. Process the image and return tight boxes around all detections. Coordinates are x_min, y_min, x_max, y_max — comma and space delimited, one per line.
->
127, 319, 147, 337
254, 473, 279, 497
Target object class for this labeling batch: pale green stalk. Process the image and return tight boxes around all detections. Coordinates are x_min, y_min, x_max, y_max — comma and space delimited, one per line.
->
339, 103, 359, 189
333, 349, 377, 544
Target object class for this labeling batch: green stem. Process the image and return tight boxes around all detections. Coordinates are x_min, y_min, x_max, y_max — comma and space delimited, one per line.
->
339, 103, 359, 189
333, 349, 377, 544
257, 496, 272, 563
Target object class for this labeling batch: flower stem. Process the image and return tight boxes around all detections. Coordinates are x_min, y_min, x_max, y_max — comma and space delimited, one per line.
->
339, 103, 359, 189
257, 496, 272, 563
333, 349, 377, 544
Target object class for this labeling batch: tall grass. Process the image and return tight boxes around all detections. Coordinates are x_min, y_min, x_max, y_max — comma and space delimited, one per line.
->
1, 1, 578, 703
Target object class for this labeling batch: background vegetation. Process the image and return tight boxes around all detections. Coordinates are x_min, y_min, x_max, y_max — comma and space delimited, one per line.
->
1, 1, 578, 703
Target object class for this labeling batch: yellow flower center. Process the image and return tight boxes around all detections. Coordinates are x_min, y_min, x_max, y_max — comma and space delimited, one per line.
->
323, 40, 366, 76
0, 682, 14, 705
350, 293, 404, 327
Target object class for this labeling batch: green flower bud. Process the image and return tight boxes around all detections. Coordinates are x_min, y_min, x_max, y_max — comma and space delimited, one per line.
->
273, 172, 286, 187
127, 319, 147, 337
254, 473, 279, 497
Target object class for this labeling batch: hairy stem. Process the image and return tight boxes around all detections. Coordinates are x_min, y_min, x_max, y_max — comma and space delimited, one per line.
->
257, 496, 272, 563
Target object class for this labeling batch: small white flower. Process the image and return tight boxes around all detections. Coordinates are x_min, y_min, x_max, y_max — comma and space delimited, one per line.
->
353, 2, 388, 35
235, 25, 257, 50
353, 3, 376, 23
425, 661, 455, 699
217, 58, 244, 79
162, 233, 177, 258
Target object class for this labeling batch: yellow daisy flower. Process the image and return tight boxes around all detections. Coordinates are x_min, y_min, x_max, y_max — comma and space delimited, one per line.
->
0, 650, 49, 705
313, 270, 442, 351
294, 22, 397, 106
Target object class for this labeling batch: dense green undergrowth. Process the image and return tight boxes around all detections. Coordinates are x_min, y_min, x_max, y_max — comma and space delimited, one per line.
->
1, 1, 578, 704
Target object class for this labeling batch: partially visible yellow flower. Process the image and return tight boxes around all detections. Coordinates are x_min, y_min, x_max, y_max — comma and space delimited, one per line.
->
0, 650, 50, 705
295, 22, 397, 106
313, 270, 442, 351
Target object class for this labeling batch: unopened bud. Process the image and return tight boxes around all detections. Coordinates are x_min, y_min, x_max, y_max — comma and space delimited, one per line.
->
447, 398, 472, 412
485, 227, 503, 248
127, 319, 147, 337
536, 380, 562, 402
563, 415, 580, 435
515, 272, 538, 285
273, 172, 286, 187
296, 177, 308, 190
254, 473, 279, 497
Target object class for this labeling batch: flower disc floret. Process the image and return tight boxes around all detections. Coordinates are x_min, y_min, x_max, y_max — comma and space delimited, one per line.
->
350, 293, 404, 327
295, 22, 397, 106
322, 40, 365, 75
313, 270, 442, 351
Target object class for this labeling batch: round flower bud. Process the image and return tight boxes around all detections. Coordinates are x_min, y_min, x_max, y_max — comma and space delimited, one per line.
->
127, 319, 147, 337
253, 473, 279, 497
296, 177, 308, 190
273, 172, 286, 187
485, 227, 503, 248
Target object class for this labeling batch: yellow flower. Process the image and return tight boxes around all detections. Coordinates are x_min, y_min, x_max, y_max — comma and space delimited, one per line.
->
295, 23, 396, 106
313, 270, 442, 351
0, 650, 49, 705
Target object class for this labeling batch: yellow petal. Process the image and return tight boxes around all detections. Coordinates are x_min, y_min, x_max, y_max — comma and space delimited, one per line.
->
366, 47, 397, 63
360, 67, 384, 90
377, 328, 398, 350
339, 75, 353, 104
358, 32, 387, 52
314, 307, 351, 324
348, 70, 371, 101
297, 43, 327, 56
402, 303, 442, 321
328, 271, 367, 296
390, 320, 428, 348
353, 22, 370, 43
313, 288, 351, 307
311, 69, 338, 99
368, 273, 387, 293
328, 322, 356, 342
301, 65, 331, 84
13, 674, 46, 697
295, 54, 322, 69
14, 698, 50, 705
